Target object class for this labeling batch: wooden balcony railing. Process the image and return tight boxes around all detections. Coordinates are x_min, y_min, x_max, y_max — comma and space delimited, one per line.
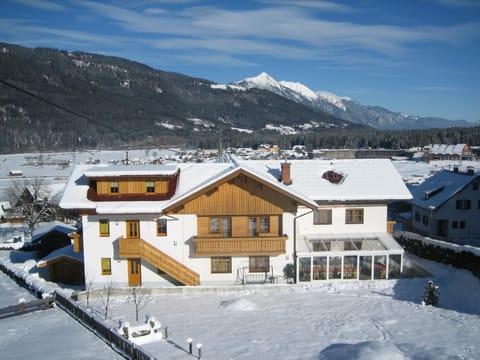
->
118, 237, 200, 286
193, 236, 288, 257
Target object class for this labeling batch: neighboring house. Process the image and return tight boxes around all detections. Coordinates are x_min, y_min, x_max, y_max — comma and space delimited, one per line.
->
59, 158, 411, 288
37, 242, 84, 285
32, 221, 77, 257
424, 144, 473, 162
409, 166, 480, 242
0, 201, 11, 219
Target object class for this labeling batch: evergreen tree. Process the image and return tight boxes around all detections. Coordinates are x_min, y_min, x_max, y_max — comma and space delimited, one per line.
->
422, 280, 439, 306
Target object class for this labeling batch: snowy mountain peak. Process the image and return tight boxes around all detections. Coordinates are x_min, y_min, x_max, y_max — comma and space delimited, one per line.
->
278, 80, 318, 101
234, 73, 347, 111
235, 72, 281, 90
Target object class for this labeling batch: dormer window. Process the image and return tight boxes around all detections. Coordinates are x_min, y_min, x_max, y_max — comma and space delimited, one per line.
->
322, 170, 345, 184
110, 181, 119, 193
146, 180, 155, 193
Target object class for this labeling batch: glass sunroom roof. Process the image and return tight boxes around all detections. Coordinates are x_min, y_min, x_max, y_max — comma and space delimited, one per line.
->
307, 236, 387, 252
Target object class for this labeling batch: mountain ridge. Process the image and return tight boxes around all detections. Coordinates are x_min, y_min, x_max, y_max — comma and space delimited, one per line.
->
0, 42, 359, 152
230, 72, 473, 130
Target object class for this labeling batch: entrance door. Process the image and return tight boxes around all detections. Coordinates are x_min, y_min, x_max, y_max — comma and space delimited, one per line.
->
128, 258, 142, 286
126, 220, 140, 239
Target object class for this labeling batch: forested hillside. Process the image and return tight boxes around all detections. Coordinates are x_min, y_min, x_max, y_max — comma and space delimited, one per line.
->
0, 43, 478, 153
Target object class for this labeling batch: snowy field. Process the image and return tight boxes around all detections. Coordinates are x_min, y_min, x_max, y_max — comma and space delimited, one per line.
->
84, 255, 480, 360
0, 249, 479, 359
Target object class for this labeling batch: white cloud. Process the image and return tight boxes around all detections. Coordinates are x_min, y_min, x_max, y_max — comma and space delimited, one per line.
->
3, 1, 479, 69
11, 0, 65, 11
143, 8, 166, 15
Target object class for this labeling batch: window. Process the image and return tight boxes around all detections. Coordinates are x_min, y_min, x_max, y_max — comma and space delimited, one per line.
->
422, 215, 429, 226
456, 199, 471, 210
454, 220, 466, 229
314, 209, 332, 225
101, 258, 111, 275
473, 182, 479, 191
249, 216, 270, 236
146, 180, 155, 193
210, 217, 231, 237
110, 181, 119, 193
99, 219, 110, 237
211, 257, 232, 273
259, 216, 270, 232
210, 217, 220, 233
345, 208, 364, 224
248, 217, 257, 236
249, 256, 270, 273
414, 211, 420, 222
157, 218, 167, 236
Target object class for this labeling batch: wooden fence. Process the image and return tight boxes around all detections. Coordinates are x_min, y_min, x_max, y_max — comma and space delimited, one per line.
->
54, 292, 158, 360
0, 297, 54, 320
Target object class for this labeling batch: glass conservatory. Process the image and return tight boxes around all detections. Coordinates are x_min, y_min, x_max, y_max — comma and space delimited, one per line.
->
296, 233, 404, 282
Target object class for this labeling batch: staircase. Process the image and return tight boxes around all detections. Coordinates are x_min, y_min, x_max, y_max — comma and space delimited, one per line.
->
118, 237, 200, 286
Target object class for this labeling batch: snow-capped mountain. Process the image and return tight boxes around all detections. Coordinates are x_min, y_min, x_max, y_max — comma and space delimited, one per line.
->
232, 72, 473, 130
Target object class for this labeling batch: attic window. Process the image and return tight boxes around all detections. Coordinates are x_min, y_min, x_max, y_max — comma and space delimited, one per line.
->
322, 170, 345, 184
424, 186, 444, 200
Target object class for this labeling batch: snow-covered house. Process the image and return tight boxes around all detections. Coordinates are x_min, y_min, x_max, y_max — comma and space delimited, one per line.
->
409, 166, 480, 242
425, 144, 472, 162
59, 158, 411, 288
32, 220, 77, 257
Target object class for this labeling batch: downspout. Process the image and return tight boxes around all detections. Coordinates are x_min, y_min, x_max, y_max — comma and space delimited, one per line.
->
293, 209, 313, 284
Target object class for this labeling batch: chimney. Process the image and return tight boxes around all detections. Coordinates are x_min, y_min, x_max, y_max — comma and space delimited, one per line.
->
466, 166, 474, 175
453, 165, 459, 173
281, 162, 292, 185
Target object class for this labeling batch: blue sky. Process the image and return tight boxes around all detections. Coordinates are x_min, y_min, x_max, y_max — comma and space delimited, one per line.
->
1, 0, 479, 122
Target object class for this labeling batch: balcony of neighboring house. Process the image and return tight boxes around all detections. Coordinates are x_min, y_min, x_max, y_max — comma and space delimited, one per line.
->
192, 235, 288, 257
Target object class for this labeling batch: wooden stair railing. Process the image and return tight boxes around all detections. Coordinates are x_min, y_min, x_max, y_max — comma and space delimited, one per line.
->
119, 237, 200, 286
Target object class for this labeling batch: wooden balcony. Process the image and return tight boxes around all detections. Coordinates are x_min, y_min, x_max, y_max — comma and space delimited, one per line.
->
118, 237, 200, 286
193, 235, 288, 257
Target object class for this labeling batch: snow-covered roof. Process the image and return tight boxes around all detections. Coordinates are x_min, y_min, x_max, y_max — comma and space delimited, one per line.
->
60, 159, 411, 214
83, 164, 178, 177
238, 159, 412, 202
429, 144, 467, 155
408, 170, 479, 210
32, 221, 77, 242
37, 244, 83, 268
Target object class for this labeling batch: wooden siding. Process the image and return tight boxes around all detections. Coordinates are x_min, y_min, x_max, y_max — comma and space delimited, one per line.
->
387, 220, 396, 234
174, 174, 297, 215
193, 236, 287, 256
96, 179, 170, 195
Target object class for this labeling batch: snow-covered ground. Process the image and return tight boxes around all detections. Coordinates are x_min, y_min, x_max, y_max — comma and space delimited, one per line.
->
81, 254, 479, 360
1, 248, 479, 359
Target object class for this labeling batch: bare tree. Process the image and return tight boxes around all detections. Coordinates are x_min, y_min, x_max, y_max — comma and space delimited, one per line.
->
100, 279, 116, 320
84, 278, 94, 308
128, 286, 151, 322
8, 178, 58, 234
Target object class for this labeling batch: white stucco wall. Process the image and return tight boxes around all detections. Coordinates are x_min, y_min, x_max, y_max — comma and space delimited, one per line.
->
82, 203, 390, 288
295, 204, 388, 236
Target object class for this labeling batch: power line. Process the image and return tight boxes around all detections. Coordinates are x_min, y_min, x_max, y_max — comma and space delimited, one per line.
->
0, 75, 180, 153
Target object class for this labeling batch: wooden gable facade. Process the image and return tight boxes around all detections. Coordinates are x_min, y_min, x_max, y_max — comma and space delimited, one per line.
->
165, 169, 307, 257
